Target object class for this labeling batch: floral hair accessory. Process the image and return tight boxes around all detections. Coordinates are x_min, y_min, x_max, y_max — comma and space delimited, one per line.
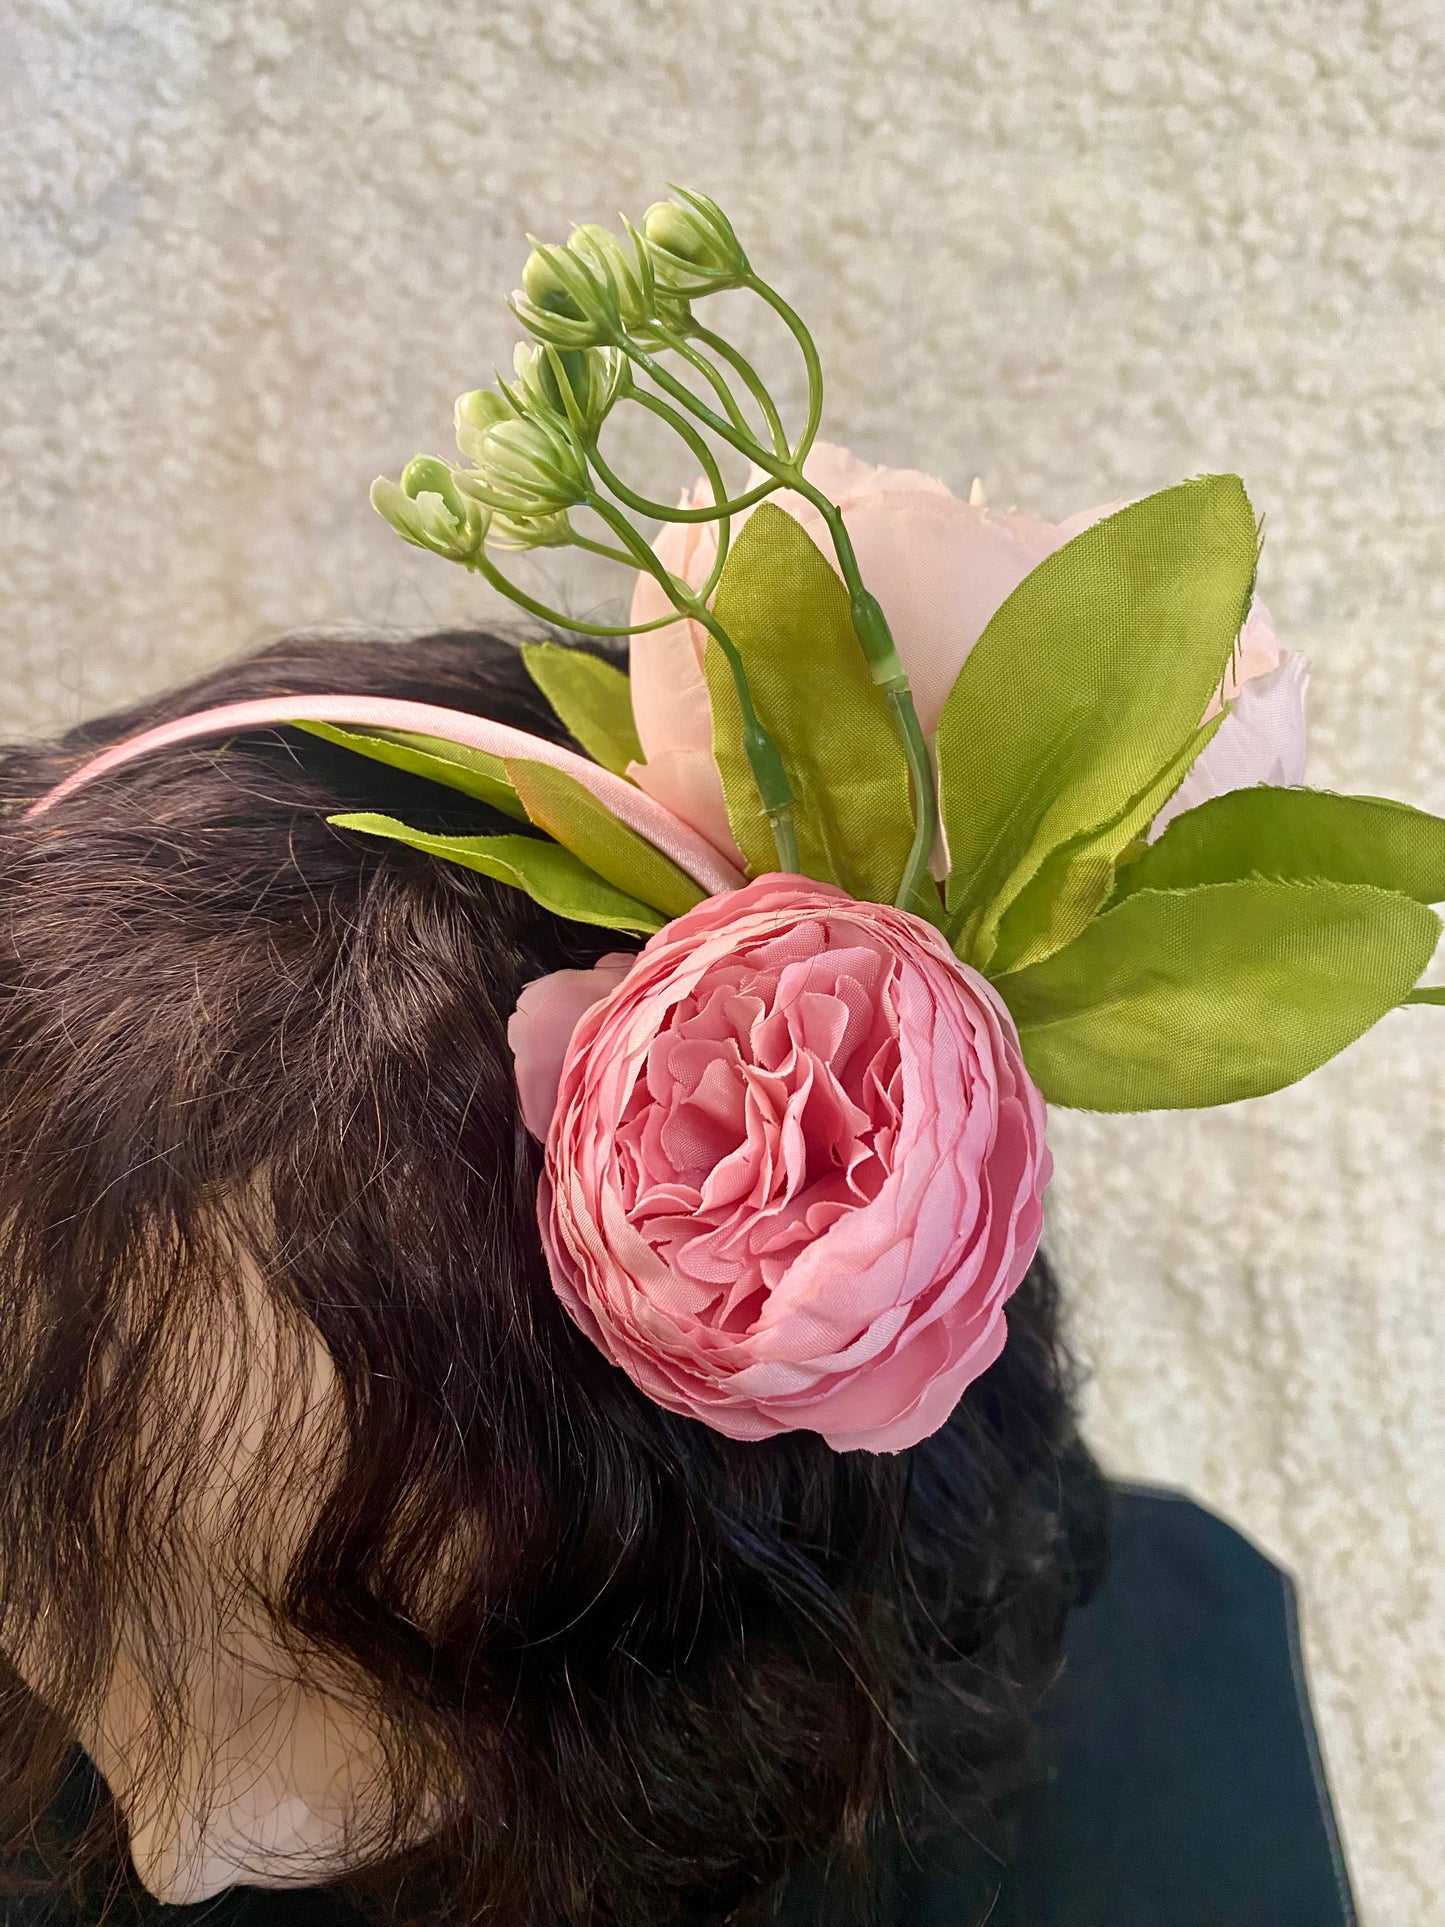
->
28, 188, 1445, 1451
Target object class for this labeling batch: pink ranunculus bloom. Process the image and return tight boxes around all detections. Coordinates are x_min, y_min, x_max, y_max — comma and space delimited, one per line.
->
625, 443, 1308, 865
509, 875, 1051, 1453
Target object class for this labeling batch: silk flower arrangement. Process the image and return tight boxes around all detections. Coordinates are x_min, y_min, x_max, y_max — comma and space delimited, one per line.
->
32, 190, 1445, 1452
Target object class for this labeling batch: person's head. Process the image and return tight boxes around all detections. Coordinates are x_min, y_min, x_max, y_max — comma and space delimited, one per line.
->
0, 627, 1106, 1927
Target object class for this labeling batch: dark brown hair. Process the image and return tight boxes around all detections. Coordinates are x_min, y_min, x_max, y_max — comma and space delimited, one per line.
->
0, 628, 1107, 1926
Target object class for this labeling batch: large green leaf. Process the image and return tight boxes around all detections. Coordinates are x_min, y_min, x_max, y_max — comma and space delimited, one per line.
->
998, 878, 1440, 1111
295, 721, 526, 820
505, 758, 705, 920
936, 476, 1259, 972
1111, 786, 1445, 905
328, 813, 664, 936
988, 711, 1225, 975
522, 641, 643, 776
705, 505, 916, 901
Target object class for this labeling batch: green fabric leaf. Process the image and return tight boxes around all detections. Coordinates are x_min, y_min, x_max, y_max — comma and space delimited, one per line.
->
704, 505, 916, 901
328, 813, 665, 935
294, 721, 526, 821
522, 641, 643, 775
1110, 785, 1445, 905
998, 879, 1440, 1111
936, 476, 1259, 972
988, 711, 1225, 975
505, 758, 705, 920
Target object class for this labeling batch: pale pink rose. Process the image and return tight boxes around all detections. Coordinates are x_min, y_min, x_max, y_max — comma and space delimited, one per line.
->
626, 443, 1307, 863
512, 874, 1050, 1453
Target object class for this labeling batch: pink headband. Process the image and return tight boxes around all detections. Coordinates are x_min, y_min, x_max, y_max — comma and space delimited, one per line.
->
21, 693, 744, 898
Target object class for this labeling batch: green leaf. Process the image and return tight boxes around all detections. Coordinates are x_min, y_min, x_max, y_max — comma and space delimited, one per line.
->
328, 813, 665, 935
522, 641, 643, 775
936, 476, 1260, 972
1111, 786, 1445, 905
505, 758, 705, 920
704, 505, 916, 901
989, 711, 1225, 975
294, 721, 526, 821
999, 879, 1440, 1111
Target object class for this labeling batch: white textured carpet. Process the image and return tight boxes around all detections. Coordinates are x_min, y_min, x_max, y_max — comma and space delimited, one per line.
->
3, 3, 1444, 1918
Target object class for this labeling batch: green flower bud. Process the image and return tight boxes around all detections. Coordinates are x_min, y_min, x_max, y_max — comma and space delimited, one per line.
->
512, 237, 619, 349
453, 387, 513, 463
371, 461, 487, 564
641, 188, 748, 293
520, 244, 585, 317
567, 223, 654, 333
458, 410, 589, 516
511, 342, 630, 435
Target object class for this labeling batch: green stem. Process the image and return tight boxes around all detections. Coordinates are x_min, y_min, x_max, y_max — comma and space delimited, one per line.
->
811, 503, 938, 914
582, 454, 778, 524
695, 608, 799, 875
623, 324, 931, 906
471, 548, 705, 639
689, 323, 790, 458
884, 688, 937, 917
587, 496, 795, 874
588, 395, 733, 600
621, 392, 738, 602
743, 274, 825, 467
586, 492, 711, 590
651, 323, 754, 439
564, 529, 640, 567
621, 338, 798, 486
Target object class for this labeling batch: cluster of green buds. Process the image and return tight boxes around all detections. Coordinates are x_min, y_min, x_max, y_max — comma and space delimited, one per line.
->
370, 187, 937, 910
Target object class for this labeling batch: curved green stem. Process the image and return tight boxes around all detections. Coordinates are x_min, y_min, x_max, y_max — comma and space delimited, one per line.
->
582, 453, 779, 524
588, 396, 732, 599
472, 548, 701, 639
651, 323, 754, 439
563, 529, 640, 567
624, 322, 930, 904
621, 338, 798, 486
589, 375, 784, 525
619, 391, 738, 602
587, 495, 794, 874
586, 492, 703, 588
743, 274, 825, 466
690, 323, 790, 458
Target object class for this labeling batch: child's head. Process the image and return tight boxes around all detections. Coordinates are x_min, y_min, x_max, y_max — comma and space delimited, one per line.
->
0, 628, 1106, 1926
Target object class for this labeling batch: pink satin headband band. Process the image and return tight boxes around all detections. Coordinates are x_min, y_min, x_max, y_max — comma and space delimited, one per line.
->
20, 694, 745, 898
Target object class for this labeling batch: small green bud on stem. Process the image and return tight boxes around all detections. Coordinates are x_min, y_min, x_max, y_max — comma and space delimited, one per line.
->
641, 189, 748, 293
454, 388, 513, 462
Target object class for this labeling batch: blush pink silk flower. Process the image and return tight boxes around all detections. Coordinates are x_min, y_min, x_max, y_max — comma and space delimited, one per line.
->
508, 875, 1051, 1453
626, 443, 1309, 867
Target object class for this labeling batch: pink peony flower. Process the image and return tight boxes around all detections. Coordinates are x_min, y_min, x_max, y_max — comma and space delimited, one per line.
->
626, 443, 1308, 865
509, 874, 1051, 1453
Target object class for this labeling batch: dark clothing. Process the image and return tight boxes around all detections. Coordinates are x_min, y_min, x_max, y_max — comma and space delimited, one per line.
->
5, 1486, 1357, 1927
